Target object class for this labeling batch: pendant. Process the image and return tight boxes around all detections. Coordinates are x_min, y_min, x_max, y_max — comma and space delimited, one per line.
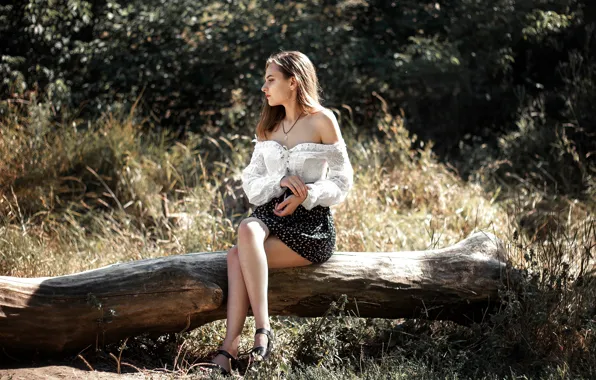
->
284, 134, 288, 141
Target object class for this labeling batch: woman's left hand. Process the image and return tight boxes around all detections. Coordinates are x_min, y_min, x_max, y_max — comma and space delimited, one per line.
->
274, 192, 307, 217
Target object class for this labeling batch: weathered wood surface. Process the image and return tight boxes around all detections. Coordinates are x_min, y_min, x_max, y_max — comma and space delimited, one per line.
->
0, 232, 515, 354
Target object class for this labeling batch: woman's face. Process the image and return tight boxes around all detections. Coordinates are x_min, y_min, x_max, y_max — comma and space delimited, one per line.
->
261, 62, 295, 107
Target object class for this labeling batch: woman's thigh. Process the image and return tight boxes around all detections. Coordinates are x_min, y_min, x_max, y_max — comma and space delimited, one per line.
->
236, 216, 311, 268
263, 235, 312, 269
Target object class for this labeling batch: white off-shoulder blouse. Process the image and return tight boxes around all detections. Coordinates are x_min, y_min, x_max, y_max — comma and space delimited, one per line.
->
241, 138, 354, 210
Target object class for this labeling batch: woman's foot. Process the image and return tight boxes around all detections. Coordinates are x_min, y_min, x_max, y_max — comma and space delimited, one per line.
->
199, 348, 237, 376
250, 328, 274, 361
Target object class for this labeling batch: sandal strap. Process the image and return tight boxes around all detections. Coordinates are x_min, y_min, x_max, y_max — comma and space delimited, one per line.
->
254, 327, 273, 339
216, 349, 238, 363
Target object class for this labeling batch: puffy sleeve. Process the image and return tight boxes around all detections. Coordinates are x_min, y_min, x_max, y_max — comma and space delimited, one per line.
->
301, 142, 354, 210
241, 144, 286, 206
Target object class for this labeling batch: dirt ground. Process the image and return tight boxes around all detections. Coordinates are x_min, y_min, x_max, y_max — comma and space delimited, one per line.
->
0, 366, 145, 379
0, 356, 173, 379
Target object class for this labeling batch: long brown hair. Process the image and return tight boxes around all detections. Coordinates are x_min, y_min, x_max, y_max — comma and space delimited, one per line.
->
256, 51, 322, 140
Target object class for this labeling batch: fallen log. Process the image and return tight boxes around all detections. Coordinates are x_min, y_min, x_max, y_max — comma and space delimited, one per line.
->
0, 231, 515, 354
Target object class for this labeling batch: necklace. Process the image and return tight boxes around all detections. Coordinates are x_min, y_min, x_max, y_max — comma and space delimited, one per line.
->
282, 111, 304, 143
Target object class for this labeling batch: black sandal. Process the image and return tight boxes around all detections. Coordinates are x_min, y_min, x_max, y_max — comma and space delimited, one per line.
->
249, 328, 274, 362
198, 349, 238, 376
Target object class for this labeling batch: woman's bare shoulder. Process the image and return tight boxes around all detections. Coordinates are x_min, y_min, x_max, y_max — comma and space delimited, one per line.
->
308, 106, 331, 116
311, 109, 341, 144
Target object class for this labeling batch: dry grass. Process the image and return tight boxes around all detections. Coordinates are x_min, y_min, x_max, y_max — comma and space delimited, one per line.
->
0, 101, 508, 276
0, 101, 594, 378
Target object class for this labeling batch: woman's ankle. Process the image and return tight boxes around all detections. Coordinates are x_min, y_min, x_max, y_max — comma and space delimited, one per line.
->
219, 340, 239, 357
255, 321, 271, 331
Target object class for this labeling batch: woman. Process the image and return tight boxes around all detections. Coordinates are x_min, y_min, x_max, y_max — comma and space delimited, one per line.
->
205, 51, 353, 375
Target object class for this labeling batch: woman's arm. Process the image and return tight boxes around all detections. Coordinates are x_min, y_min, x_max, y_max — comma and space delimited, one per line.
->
241, 145, 286, 206
301, 111, 354, 210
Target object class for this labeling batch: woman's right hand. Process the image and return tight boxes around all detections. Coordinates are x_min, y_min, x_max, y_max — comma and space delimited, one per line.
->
280, 175, 308, 199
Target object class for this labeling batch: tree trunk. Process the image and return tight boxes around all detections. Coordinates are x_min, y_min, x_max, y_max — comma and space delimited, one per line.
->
0, 232, 515, 354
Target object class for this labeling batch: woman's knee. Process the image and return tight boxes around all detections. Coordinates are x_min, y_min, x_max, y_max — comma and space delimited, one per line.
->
237, 218, 265, 242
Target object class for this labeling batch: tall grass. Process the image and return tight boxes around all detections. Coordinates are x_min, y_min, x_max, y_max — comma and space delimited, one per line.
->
0, 98, 508, 275
0, 99, 594, 378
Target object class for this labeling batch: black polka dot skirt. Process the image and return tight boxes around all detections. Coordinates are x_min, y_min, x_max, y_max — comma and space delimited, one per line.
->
248, 188, 336, 264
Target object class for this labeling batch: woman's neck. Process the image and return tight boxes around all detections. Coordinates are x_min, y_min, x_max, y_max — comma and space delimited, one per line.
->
283, 102, 305, 123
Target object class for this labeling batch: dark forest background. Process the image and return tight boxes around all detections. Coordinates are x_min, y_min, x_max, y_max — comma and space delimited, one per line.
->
2, 0, 594, 199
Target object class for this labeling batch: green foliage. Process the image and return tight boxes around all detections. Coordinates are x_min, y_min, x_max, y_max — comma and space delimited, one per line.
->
1, 1, 591, 147
523, 9, 574, 41
465, 44, 596, 202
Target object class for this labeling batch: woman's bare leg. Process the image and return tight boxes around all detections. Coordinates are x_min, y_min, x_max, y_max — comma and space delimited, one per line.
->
237, 218, 312, 349
263, 235, 314, 269
236, 218, 272, 335
210, 245, 249, 371
212, 218, 313, 370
